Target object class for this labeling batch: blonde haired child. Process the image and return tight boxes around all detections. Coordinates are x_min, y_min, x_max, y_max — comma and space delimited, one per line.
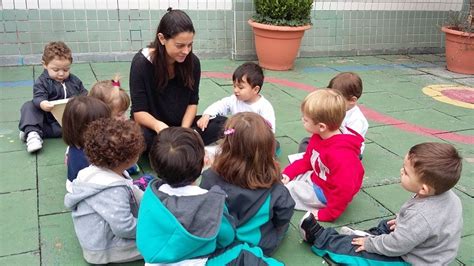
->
200, 112, 295, 255
64, 118, 145, 264
89, 74, 130, 120
282, 89, 364, 222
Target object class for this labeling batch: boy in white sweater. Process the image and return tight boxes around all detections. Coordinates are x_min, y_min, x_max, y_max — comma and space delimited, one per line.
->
197, 62, 276, 133
299, 142, 463, 265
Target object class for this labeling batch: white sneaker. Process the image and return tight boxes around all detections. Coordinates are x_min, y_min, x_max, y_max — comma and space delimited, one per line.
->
26, 132, 43, 153
19, 131, 26, 142
339, 226, 372, 237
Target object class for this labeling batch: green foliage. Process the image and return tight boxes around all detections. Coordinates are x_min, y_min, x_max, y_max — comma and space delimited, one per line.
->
252, 0, 314, 26
445, 10, 474, 33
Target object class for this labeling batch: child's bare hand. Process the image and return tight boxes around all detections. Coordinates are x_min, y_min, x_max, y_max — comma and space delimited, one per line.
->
281, 174, 290, 184
197, 115, 210, 131
387, 218, 397, 231
351, 237, 367, 252
40, 100, 54, 112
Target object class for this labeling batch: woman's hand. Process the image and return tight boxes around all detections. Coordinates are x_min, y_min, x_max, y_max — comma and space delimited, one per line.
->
197, 115, 210, 131
281, 174, 290, 185
153, 121, 169, 133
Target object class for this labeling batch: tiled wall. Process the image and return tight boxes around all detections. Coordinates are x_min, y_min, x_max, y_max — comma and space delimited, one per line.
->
0, 0, 468, 65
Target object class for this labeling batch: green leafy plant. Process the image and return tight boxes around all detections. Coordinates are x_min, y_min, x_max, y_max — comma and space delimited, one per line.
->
445, 1, 473, 33
252, 0, 314, 26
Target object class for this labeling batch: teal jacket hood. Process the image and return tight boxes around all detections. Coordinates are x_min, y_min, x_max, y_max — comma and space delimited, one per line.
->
137, 180, 235, 263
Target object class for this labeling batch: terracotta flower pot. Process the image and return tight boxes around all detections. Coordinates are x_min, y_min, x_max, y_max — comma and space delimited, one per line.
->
441, 26, 474, 75
248, 19, 311, 71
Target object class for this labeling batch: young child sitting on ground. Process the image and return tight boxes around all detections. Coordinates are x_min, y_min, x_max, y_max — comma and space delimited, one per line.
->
136, 127, 235, 265
64, 118, 145, 264
298, 72, 368, 156
282, 89, 364, 222
197, 62, 275, 133
299, 142, 463, 265
89, 75, 130, 120
137, 126, 282, 265
200, 112, 295, 256
62, 96, 111, 192
89, 75, 143, 176
19, 41, 87, 152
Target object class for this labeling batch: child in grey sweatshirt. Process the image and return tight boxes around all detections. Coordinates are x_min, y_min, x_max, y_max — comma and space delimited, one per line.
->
299, 142, 463, 265
64, 118, 145, 264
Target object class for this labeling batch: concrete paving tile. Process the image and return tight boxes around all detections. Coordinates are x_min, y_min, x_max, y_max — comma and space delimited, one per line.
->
0, 121, 26, 152
201, 59, 242, 73
452, 146, 474, 196
37, 138, 68, 166
366, 125, 447, 157
408, 54, 445, 63
0, 66, 33, 81
364, 91, 427, 113
39, 213, 89, 266
137, 154, 154, 176
272, 224, 326, 265
388, 108, 473, 133
376, 81, 429, 100
413, 96, 474, 118
364, 183, 411, 214
455, 77, 474, 86
0, 98, 28, 122
456, 115, 474, 125
0, 252, 40, 265
418, 66, 473, 79
0, 190, 38, 256
276, 136, 299, 169
38, 164, 68, 215
273, 98, 303, 124
455, 189, 474, 236
290, 190, 392, 228
362, 142, 403, 188
278, 120, 310, 147
409, 74, 458, 88
0, 85, 32, 100
456, 235, 474, 265
365, 185, 473, 236
0, 150, 36, 193
273, 83, 313, 100
197, 79, 229, 113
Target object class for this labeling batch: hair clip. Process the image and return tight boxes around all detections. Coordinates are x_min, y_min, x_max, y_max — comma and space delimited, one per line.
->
111, 80, 121, 87
223, 128, 235, 135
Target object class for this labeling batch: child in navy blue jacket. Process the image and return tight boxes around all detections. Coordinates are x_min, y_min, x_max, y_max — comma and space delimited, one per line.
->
19, 41, 87, 152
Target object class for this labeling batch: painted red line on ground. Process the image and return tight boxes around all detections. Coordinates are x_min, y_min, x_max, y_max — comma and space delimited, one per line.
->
203, 72, 474, 144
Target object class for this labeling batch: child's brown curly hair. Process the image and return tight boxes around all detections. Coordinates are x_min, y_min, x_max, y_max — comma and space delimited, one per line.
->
83, 118, 145, 169
42, 41, 73, 65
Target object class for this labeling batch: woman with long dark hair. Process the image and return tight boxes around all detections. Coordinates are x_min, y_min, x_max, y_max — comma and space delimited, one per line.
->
129, 8, 225, 149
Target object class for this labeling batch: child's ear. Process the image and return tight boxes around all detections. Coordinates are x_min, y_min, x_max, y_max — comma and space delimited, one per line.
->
42, 60, 47, 68
349, 96, 358, 104
317, 122, 328, 133
252, 85, 261, 93
418, 184, 435, 196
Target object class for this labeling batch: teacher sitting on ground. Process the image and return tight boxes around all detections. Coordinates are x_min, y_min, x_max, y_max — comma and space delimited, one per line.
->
129, 8, 225, 150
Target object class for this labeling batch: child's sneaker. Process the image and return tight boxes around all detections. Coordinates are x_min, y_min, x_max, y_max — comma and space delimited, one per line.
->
133, 174, 155, 191
26, 131, 43, 153
299, 211, 323, 244
339, 226, 373, 237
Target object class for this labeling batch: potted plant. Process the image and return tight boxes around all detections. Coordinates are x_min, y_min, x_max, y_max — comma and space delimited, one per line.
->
441, 0, 474, 74
248, 0, 314, 71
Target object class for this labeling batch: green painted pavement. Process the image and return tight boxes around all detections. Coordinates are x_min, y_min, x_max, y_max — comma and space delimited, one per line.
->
1, 55, 473, 265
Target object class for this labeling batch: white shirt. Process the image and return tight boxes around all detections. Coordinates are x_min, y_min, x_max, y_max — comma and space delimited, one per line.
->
341, 105, 368, 153
203, 94, 276, 133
